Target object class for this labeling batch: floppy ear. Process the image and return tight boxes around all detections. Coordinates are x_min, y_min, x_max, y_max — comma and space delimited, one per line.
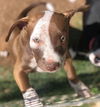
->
5, 17, 29, 42
63, 5, 90, 19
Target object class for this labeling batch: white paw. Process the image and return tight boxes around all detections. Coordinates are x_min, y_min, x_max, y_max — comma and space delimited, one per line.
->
69, 80, 92, 98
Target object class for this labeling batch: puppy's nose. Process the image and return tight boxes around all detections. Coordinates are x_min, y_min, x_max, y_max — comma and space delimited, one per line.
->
46, 59, 60, 71
46, 58, 55, 63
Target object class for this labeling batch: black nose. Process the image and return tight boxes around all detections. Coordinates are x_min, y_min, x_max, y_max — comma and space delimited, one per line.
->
46, 62, 60, 71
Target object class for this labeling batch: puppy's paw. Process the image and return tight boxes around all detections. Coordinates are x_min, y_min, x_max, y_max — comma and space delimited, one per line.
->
23, 88, 44, 107
69, 80, 92, 98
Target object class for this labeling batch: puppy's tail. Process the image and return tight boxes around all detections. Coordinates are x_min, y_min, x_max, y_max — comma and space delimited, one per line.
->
17, 2, 54, 19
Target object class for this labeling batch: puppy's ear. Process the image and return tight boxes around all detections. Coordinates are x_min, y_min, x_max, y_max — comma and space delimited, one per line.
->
5, 17, 29, 42
63, 5, 89, 19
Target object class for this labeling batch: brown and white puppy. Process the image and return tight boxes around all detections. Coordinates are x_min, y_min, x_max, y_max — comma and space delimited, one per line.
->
1, 2, 91, 107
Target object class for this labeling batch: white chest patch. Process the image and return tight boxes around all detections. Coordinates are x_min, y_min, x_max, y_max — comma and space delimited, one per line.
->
29, 58, 37, 69
30, 11, 60, 63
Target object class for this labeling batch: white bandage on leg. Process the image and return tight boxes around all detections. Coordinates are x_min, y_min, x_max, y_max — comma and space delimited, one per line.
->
69, 80, 91, 98
22, 88, 44, 107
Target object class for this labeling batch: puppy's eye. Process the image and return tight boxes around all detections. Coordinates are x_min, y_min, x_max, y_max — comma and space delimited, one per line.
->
60, 36, 65, 42
33, 38, 40, 43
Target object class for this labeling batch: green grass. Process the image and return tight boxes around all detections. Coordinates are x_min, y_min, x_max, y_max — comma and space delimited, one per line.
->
0, 60, 100, 107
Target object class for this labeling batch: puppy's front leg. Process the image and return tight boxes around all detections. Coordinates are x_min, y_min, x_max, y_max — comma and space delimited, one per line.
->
13, 62, 44, 107
64, 54, 91, 98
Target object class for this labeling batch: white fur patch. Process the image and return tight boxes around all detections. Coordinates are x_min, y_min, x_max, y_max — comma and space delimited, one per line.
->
89, 49, 100, 66
68, 0, 76, 3
30, 11, 60, 63
0, 51, 8, 57
46, 3, 54, 11
36, 67, 44, 72
29, 58, 37, 68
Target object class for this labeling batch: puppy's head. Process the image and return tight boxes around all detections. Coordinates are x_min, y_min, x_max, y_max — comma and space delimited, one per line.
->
30, 11, 69, 72
89, 36, 100, 66
6, 5, 89, 72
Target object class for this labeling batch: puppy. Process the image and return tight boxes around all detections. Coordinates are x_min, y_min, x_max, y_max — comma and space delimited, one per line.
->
0, 2, 91, 107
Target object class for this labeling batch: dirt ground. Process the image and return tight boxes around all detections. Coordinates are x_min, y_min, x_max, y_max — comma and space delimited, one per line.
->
0, 0, 85, 38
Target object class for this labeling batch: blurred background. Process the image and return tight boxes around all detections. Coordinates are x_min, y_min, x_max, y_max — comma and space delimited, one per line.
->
0, 0, 100, 107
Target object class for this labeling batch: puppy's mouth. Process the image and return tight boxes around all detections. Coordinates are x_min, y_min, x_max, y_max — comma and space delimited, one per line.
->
45, 63, 60, 71
37, 60, 61, 72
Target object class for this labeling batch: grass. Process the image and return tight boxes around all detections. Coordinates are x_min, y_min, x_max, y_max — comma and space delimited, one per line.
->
0, 60, 100, 107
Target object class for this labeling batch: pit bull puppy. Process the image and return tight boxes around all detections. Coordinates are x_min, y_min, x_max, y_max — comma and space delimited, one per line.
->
0, 2, 91, 107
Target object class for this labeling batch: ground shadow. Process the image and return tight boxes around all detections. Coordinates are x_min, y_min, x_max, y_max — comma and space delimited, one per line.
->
0, 71, 99, 102
0, 81, 22, 102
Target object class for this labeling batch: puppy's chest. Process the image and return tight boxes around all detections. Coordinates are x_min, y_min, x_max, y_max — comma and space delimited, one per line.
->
29, 57, 37, 69
28, 57, 43, 72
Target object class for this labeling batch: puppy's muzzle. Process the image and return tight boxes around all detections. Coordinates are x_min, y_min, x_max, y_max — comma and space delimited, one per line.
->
43, 58, 60, 71
46, 61, 60, 71
38, 58, 60, 72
